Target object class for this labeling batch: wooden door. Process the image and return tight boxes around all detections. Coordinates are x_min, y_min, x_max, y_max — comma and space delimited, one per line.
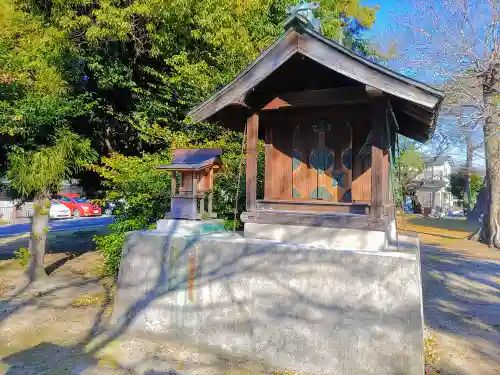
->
292, 119, 352, 202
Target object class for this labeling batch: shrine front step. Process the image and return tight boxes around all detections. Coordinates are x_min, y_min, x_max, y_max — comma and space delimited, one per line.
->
241, 210, 397, 251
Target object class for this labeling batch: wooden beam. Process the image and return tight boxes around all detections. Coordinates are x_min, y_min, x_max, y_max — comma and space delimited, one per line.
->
366, 85, 384, 98
255, 200, 370, 215
399, 105, 434, 124
261, 86, 369, 110
264, 124, 273, 199
240, 210, 389, 231
246, 113, 259, 211
371, 97, 388, 219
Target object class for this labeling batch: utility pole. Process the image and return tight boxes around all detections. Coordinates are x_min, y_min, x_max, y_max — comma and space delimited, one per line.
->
459, 106, 473, 216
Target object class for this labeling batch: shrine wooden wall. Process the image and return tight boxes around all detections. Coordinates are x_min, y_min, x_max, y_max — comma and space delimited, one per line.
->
263, 106, 376, 204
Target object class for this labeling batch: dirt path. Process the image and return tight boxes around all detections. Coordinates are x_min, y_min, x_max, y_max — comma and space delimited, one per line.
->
0, 253, 290, 375
420, 243, 500, 375
0, 239, 499, 375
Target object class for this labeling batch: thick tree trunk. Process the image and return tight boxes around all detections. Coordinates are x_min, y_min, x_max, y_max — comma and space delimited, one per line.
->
27, 198, 49, 281
468, 185, 487, 223
476, 66, 500, 248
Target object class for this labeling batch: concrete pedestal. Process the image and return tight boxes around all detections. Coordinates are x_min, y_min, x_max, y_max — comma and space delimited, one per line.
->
155, 218, 225, 235
112, 230, 424, 375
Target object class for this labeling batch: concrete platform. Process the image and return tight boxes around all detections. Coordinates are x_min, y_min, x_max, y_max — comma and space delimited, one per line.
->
112, 230, 424, 375
244, 222, 388, 250
155, 218, 225, 235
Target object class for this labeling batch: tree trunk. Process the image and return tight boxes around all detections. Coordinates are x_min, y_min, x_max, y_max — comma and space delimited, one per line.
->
27, 198, 49, 281
410, 192, 422, 214
468, 184, 486, 222
476, 66, 500, 248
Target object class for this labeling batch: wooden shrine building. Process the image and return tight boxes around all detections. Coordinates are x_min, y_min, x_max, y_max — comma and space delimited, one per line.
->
187, 13, 444, 230
158, 148, 222, 220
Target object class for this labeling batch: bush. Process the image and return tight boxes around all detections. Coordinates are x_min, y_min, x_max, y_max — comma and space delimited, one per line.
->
13, 247, 30, 266
223, 217, 243, 231
92, 152, 172, 276
92, 130, 264, 277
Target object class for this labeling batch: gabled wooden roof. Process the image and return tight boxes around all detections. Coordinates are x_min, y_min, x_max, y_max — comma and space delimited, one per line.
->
157, 148, 222, 172
188, 16, 445, 142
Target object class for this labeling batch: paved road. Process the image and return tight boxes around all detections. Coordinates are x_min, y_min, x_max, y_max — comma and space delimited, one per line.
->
0, 216, 114, 237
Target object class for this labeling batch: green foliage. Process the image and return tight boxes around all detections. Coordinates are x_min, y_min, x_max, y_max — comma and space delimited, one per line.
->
394, 139, 424, 208
13, 247, 30, 266
450, 171, 483, 206
92, 132, 259, 275
2, 0, 381, 276
7, 127, 98, 199
223, 218, 243, 231
0, 0, 378, 158
92, 151, 172, 275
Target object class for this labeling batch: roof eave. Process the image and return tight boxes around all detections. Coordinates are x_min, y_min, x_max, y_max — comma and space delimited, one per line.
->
187, 21, 445, 133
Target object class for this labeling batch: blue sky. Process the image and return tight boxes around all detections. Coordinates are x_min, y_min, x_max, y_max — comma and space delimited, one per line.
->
361, 0, 396, 38
360, 0, 486, 167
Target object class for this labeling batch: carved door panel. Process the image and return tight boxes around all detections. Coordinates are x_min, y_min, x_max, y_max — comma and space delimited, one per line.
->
327, 122, 352, 202
292, 123, 319, 199
291, 119, 352, 202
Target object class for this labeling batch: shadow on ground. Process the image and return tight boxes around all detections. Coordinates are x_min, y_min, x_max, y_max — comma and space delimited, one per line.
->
420, 243, 500, 372
0, 227, 110, 261
0, 226, 499, 375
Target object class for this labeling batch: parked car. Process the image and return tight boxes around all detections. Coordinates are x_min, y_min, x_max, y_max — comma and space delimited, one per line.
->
49, 200, 71, 219
53, 195, 102, 217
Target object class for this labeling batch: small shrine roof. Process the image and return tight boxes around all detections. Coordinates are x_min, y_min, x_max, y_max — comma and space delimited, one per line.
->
157, 148, 222, 172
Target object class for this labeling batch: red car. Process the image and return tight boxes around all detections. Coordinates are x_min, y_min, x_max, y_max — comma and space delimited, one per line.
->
54, 194, 102, 217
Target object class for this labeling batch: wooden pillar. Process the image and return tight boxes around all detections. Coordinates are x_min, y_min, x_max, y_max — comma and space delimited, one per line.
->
171, 171, 177, 206
192, 175, 198, 216
246, 113, 259, 211
200, 193, 205, 217
264, 124, 273, 199
208, 192, 213, 217
370, 94, 388, 219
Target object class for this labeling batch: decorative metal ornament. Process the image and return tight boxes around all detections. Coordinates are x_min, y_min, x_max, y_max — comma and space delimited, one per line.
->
286, 0, 321, 32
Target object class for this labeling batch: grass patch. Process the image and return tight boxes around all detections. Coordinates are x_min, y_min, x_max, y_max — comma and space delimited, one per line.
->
71, 292, 109, 307
13, 247, 30, 266
97, 355, 121, 369
396, 214, 494, 253
424, 332, 440, 375
85, 265, 107, 277
398, 214, 478, 239
0, 259, 20, 271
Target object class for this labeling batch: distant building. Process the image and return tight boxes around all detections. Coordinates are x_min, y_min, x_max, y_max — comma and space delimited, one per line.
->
413, 155, 455, 214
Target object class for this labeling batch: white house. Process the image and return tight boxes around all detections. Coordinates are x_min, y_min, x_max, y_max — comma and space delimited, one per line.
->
413, 155, 455, 214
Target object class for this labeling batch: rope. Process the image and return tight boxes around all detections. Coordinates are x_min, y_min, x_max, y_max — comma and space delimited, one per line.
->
233, 123, 247, 233
357, 130, 372, 159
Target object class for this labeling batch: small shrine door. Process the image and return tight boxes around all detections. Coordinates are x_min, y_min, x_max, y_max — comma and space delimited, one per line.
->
291, 119, 352, 202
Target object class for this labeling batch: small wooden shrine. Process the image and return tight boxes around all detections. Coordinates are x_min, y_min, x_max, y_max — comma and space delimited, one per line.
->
158, 148, 222, 220
187, 10, 444, 231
